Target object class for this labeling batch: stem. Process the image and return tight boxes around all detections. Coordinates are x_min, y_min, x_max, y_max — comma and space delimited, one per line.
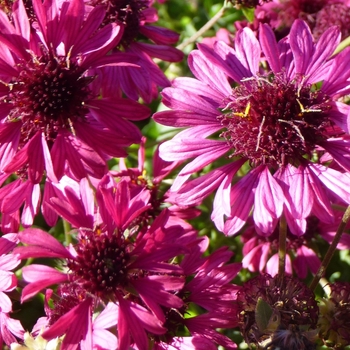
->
310, 204, 350, 291
278, 214, 287, 278
63, 219, 72, 246
332, 35, 350, 56
176, 1, 229, 51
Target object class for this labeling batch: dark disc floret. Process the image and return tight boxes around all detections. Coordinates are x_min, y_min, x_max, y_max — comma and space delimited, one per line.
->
6, 51, 93, 145
67, 229, 130, 298
218, 74, 333, 168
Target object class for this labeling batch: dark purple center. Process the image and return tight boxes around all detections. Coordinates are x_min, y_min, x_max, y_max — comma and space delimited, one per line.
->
7, 53, 92, 143
219, 74, 333, 168
67, 230, 130, 298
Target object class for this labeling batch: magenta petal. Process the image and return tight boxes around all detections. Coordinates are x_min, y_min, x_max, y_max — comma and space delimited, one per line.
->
188, 50, 232, 96
21, 266, 67, 301
289, 20, 314, 76
16, 228, 73, 259
289, 165, 313, 219
259, 23, 281, 73
224, 167, 261, 236
42, 298, 91, 343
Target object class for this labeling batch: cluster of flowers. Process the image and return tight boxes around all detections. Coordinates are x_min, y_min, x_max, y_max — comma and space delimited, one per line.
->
1, 0, 350, 348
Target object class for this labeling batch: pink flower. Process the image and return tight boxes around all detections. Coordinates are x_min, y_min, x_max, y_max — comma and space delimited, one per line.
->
0, 0, 150, 227
154, 20, 350, 236
15, 179, 191, 350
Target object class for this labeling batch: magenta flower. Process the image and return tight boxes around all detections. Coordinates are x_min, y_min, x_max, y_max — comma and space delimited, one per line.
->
88, 0, 184, 103
154, 20, 350, 236
15, 178, 192, 350
0, 0, 150, 227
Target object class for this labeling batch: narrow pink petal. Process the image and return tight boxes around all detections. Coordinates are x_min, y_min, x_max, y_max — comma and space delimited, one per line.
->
199, 41, 251, 82
0, 254, 20, 271
309, 163, 350, 204
289, 165, 313, 219
21, 276, 67, 302
305, 26, 341, 83
16, 228, 73, 259
289, 20, 313, 75
11, 0, 30, 41
0, 291, 12, 312
260, 23, 281, 73
139, 25, 179, 45
224, 168, 260, 236
93, 302, 118, 329
235, 27, 260, 75
42, 298, 91, 342
135, 42, 183, 62
159, 138, 229, 162
188, 50, 232, 96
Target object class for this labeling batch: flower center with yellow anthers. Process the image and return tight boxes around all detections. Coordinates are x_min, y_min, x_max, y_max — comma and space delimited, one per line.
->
218, 74, 334, 168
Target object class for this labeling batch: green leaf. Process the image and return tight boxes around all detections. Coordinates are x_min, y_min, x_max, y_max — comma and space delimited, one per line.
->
255, 297, 273, 332
242, 7, 255, 23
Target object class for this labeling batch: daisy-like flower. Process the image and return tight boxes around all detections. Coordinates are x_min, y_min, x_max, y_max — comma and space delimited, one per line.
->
15, 179, 190, 350
87, 0, 184, 103
0, 0, 150, 227
154, 20, 350, 236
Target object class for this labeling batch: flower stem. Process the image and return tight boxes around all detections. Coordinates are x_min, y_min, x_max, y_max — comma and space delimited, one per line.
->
63, 219, 72, 246
310, 204, 350, 291
176, 1, 230, 51
332, 35, 350, 56
278, 214, 287, 278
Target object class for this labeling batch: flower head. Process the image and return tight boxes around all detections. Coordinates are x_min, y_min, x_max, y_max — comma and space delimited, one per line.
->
15, 177, 194, 350
237, 274, 318, 349
0, 0, 150, 227
154, 20, 350, 236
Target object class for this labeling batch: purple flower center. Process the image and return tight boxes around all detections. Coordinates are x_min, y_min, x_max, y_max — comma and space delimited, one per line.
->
219, 74, 333, 168
90, 0, 148, 47
67, 229, 130, 298
6, 53, 92, 144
